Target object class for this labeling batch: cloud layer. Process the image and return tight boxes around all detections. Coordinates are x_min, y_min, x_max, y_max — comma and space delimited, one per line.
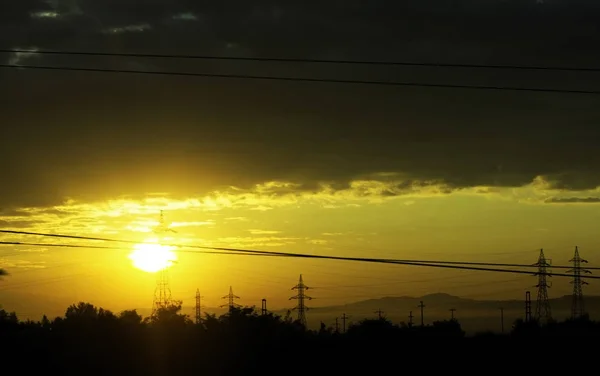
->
1, 0, 600, 209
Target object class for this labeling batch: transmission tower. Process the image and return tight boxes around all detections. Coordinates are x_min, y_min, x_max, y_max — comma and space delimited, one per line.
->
569, 246, 590, 319
261, 298, 268, 315
341, 313, 350, 333
195, 289, 203, 324
150, 210, 177, 317
525, 291, 532, 322
290, 274, 312, 327
418, 301, 425, 327
449, 308, 457, 320
408, 311, 414, 327
374, 309, 385, 320
534, 249, 552, 322
220, 286, 241, 313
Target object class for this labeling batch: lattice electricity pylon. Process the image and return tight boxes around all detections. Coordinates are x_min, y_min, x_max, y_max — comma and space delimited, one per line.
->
290, 274, 312, 327
195, 289, 204, 324
155, 210, 177, 234
150, 210, 176, 317
261, 299, 268, 316
152, 268, 172, 316
220, 286, 241, 313
533, 249, 552, 322
569, 246, 591, 319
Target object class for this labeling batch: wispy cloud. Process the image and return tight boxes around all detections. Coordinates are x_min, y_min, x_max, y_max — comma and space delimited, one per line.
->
172, 12, 198, 21
214, 236, 299, 248
545, 197, 600, 204
248, 229, 281, 235
103, 24, 152, 34
170, 221, 215, 228
0, 260, 47, 270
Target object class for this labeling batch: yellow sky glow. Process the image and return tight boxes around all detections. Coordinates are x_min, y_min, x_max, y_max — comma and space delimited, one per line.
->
1, 177, 600, 321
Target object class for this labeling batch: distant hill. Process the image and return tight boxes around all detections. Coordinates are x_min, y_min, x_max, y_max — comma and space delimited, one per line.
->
180, 293, 600, 334
3, 291, 598, 335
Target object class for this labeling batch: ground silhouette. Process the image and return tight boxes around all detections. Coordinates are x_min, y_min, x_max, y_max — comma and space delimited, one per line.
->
0, 302, 596, 374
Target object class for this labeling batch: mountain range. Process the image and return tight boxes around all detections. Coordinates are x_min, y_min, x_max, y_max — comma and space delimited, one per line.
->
3, 292, 594, 334
180, 292, 594, 334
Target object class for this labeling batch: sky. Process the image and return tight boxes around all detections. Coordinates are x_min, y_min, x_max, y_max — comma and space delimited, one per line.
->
2, 0, 600, 321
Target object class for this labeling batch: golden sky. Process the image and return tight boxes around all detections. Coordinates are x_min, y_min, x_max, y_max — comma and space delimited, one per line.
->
2, 178, 599, 319
2, 0, 600, 321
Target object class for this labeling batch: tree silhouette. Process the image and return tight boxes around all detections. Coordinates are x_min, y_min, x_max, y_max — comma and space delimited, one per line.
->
4, 301, 600, 374
65, 302, 100, 321
118, 309, 143, 326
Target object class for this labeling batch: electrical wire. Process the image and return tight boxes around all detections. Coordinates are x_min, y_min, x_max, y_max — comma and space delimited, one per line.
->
0, 240, 274, 258
2, 48, 599, 73
1, 64, 599, 95
0, 230, 591, 270
0, 229, 597, 279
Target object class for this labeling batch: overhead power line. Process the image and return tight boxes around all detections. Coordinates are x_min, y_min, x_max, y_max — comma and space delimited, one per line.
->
1, 229, 600, 279
0, 230, 592, 270
0, 240, 269, 258
2, 48, 599, 73
1, 64, 599, 95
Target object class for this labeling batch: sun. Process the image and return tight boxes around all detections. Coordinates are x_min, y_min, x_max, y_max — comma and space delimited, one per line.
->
128, 241, 177, 273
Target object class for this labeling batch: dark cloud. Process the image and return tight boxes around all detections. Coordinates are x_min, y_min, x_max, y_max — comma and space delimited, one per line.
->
1, 1, 600, 208
545, 197, 600, 204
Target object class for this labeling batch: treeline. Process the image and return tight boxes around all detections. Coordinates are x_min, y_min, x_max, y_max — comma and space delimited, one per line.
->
0, 302, 597, 374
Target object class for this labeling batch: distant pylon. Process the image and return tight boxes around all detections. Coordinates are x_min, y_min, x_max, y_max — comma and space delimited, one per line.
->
408, 311, 414, 327
341, 313, 350, 333
525, 291, 532, 322
220, 286, 241, 313
151, 210, 174, 317
534, 249, 552, 322
261, 298, 268, 315
569, 246, 590, 319
449, 308, 457, 320
374, 309, 384, 320
290, 274, 312, 327
195, 289, 203, 324
418, 301, 425, 327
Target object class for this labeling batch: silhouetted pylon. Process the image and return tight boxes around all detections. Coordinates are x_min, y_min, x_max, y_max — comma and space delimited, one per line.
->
261, 298, 268, 315
449, 308, 457, 320
290, 274, 312, 327
195, 289, 203, 324
534, 249, 552, 322
569, 246, 590, 319
525, 291, 532, 322
151, 210, 175, 317
341, 313, 350, 333
220, 286, 241, 313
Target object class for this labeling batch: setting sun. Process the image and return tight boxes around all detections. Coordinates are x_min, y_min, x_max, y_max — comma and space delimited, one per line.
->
128, 241, 177, 273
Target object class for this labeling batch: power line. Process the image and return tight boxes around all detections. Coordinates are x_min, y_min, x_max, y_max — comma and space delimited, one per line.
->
2, 48, 599, 73
0, 240, 267, 257
0, 230, 596, 271
1, 64, 600, 95
2, 229, 600, 279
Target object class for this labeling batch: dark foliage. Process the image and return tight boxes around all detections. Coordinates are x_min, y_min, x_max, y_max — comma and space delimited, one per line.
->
0, 303, 596, 374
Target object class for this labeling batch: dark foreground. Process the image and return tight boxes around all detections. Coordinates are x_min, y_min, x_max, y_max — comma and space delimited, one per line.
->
0, 303, 593, 375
